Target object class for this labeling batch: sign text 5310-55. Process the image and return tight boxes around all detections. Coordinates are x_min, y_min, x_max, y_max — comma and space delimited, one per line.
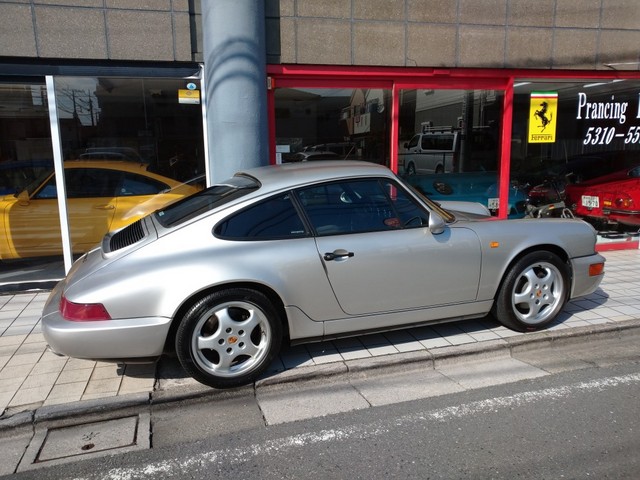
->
577, 92, 640, 145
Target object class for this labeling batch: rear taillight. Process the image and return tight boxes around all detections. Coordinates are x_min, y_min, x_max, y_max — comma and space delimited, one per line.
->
60, 295, 111, 321
615, 195, 633, 209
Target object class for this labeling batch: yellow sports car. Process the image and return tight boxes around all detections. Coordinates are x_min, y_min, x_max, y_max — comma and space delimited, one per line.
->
0, 160, 201, 260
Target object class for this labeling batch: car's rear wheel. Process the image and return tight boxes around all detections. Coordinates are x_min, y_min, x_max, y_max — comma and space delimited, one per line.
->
493, 251, 569, 332
176, 288, 282, 388
406, 162, 416, 175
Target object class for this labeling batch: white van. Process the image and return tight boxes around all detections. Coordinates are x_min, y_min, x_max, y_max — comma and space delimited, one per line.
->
399, 126, 459, 175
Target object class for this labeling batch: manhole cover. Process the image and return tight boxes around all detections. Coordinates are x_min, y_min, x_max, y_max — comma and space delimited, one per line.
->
38, 416, 139, 462
19, 414, 150, 471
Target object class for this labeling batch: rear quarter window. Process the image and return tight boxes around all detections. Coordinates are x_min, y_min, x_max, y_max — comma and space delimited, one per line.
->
215, 193, 308, 240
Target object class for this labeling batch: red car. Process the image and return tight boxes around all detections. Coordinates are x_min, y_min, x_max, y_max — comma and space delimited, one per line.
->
571, 166, 640, 228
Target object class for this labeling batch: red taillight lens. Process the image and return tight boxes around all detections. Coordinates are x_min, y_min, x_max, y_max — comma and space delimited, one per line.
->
60, 296, 111, 321
615, 196, 633, 209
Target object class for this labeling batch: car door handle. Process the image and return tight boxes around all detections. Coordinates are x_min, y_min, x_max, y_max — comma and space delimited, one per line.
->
94, 204, 115, 210
324, 249, 354, 261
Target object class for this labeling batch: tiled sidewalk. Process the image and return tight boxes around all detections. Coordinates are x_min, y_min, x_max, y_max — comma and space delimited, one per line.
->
1, 249, 638, 417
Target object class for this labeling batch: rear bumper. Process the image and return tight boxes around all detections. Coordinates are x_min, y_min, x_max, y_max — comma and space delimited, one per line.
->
41, 281, 172, 361
570, 253, 605, 299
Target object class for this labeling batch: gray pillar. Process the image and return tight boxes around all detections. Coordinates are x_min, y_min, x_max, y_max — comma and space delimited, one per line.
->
201, 0, 269, 183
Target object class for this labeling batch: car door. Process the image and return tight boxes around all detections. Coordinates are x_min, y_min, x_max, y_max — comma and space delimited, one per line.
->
5, 168, 120, 257
298, 178, 482, 316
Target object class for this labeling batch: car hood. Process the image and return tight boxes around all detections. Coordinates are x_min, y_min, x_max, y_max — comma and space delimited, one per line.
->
439, 200, 492, 218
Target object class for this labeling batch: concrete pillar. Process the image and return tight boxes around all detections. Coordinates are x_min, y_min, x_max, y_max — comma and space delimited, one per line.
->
201, 0, 268, 182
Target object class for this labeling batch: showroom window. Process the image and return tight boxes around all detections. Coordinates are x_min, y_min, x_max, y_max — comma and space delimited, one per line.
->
397, 89, 517, 217
511, 79, 640, 233
0, 75, 205, 291
274, 87, 391, 166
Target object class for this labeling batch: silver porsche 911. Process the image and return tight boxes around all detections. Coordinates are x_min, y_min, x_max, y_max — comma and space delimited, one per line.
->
41, 161, 605, 388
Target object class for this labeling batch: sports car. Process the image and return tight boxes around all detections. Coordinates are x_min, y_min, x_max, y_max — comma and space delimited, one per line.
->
0, 160, 200, 260
570, 165, 640, 229
41, 161, 605, 388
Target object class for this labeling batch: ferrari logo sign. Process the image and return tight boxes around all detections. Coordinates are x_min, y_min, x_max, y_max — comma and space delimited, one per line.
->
528, 92, 558, 143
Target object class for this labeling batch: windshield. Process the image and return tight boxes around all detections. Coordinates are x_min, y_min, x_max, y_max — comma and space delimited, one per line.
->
395, 174, 456, 223
155, 174, 259, 228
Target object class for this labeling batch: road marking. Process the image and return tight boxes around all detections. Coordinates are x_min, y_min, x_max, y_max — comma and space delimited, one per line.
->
72, 372, 640, 480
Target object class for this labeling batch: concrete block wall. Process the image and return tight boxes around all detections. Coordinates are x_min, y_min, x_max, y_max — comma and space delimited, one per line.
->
0, 0, 194, 62
1, 0, 638, 70
278, 0, 640, 70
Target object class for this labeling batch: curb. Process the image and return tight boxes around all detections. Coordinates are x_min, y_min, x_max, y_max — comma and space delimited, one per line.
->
1, 318, 640, 431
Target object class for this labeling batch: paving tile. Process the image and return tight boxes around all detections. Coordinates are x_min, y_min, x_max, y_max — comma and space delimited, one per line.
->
5, 352, 43, 368
0, 335, 26, 347
118, 375, 155, 395
0, 390, 14, 414
280, 346, 314, 369
3, 326, 36, 336
0, 376, 26, 393
383, 330, 425, 352
8, 384, 52, 406
366, 344, 399, 357
91, 364, 122, 380
30, 357, 67, 376
21, 372, 57, 390
65, 358, 97, 370
56, 367, 93, 385
84, 377, 122, 395
333, 337, 372, 360
305, 342, 342, 364
15, 342, 47, 356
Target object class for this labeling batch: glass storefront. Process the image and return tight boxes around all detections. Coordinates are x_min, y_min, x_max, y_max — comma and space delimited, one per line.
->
511, 79, 640, 232
3, 66, 640, 290
397, 89, 518, 217
0, 75, 205, 290
274, 88, 391, 165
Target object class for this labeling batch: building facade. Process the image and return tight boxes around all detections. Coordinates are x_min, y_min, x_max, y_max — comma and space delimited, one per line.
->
1, 0, 640, 289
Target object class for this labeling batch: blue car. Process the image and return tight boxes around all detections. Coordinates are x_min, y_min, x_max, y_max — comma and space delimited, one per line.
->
404, 172, 528, 218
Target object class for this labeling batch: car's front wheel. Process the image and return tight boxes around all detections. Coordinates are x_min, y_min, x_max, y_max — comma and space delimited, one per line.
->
493, 251, 569, 332
176, 288, 282, 388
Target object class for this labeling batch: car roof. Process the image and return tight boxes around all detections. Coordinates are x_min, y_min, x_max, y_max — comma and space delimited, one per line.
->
63, 160, 148, 171
234, 161, 393, 192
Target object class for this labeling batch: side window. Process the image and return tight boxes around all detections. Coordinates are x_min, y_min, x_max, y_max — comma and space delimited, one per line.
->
118, 173, 168, 196
421, 135, 436, 150
215, 193, 307, 240
298, 179, 427, 235
35, 169, 121, 199
406, 135, 419, 149
383, 180, 430, 227
34, 176, 57, 199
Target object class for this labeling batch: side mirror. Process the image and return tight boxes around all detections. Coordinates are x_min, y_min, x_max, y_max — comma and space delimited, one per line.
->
403, 142, 409, 148
17, 190, 30, 206
428, 211, 446, 235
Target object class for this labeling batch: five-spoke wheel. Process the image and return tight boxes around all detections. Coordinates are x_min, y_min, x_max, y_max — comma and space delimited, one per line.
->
493, 251, 569, 331
176, 288, 282, 388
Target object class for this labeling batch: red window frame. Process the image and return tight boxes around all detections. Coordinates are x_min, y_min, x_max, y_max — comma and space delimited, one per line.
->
267, 65, 640, 219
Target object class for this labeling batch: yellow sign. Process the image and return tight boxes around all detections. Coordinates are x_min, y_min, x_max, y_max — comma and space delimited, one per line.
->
178, 89, 200, 105
528, 92, 558, 143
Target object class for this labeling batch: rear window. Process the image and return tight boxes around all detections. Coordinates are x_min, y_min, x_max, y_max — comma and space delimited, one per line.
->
155, 175, 259, 228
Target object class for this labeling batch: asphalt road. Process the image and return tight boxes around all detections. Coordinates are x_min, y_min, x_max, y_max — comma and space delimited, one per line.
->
8, 360, 640, 480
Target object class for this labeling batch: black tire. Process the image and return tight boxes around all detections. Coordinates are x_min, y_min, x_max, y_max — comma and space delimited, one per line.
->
435, 165, 444, 174
176, 288, 283, 388
406, 162, 416, 175
492, 251, 569, 332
